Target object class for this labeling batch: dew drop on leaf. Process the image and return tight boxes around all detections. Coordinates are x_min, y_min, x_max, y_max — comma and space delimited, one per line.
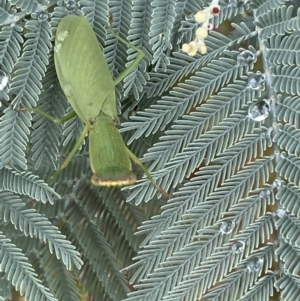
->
276, 208, 286, 218
280, 152, 287, 159
237, 50, 256, 66
248, 100, 269, 121
0, 70, 8, 90
220, 220, 235, 234
37, 11, 49, 22
247, 257, 263, 272
64, 0, 77, 12
272, 179, 283, 188
259, 189, 271, 199
231, 240, 245, 254
248, 71, 265, 90
260, 129, 270, 139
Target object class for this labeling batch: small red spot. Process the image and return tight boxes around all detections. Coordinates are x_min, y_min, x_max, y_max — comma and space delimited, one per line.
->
212, 6, 220, 15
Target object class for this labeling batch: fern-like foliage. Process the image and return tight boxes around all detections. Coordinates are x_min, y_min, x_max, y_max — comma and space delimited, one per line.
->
0, 231, 56, 301
0, 0, 300, 300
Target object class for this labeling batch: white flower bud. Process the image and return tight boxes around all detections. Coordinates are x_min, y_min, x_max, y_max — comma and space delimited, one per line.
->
182, 43, 191, 53
187, 41, 198, 56
198, 44, 207, 55
196, 27, 208, 39
195, 11, 207, 23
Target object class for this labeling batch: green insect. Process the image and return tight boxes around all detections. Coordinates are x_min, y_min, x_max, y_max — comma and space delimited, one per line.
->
27, 15, 165, 194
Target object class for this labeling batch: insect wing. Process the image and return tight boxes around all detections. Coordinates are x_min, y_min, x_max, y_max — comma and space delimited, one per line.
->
54, 15, 117, 123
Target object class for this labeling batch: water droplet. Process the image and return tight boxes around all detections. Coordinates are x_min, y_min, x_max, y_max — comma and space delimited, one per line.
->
260, 129, 270, 139
273, 179, 283, 188
280, 152, 287, 159
248, 100, 269, 121
248, 71, 265, 90
237, 50, 256, 66
259, 189, 271, 199
276, 209, 286, 218
64, 0, 77, 12
247, 257, 263, 272
220, 220, 235, 234
57, 30, 69, 42
37, 11, 49, 22
0, 70, 8, 90
231, 241, 245, 254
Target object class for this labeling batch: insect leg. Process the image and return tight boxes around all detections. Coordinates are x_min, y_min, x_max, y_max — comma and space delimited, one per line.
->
47, 123, 90, 185
17, 107, 77, 124
109, 28, 145, 86
125, 147, 168, 196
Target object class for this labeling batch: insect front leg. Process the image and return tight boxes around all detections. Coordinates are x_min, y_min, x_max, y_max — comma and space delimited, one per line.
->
108, 28, 145, 86
17, 107, 77, 124
47, 123, 90, 185
17, 105, 89, 185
